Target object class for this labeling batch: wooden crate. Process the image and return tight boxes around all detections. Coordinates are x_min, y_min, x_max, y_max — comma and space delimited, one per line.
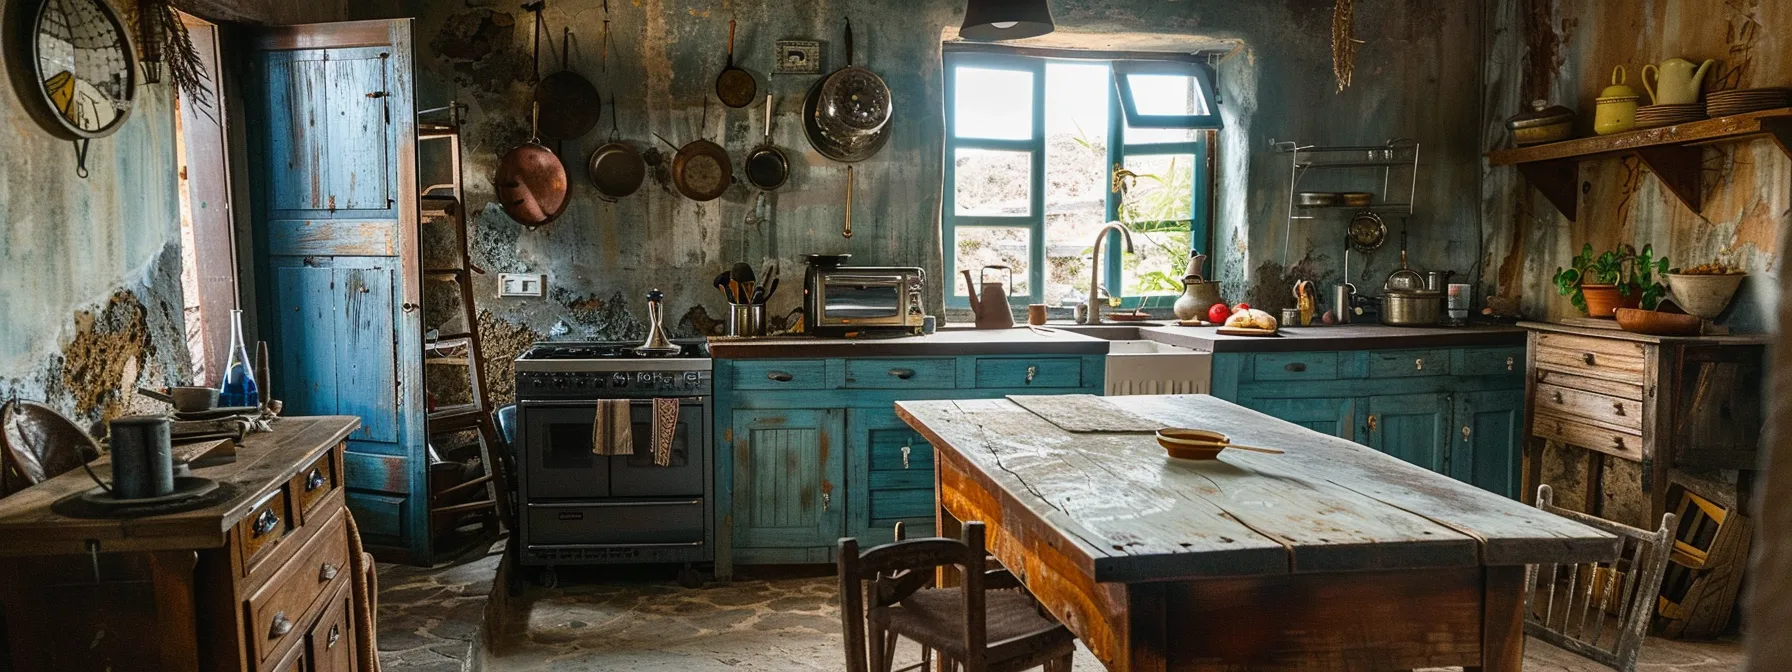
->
1654, 481, 1751, 638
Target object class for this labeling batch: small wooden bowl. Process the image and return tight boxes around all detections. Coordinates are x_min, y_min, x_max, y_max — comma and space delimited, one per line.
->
1614, 308, 1701, 336
1156, 428, 1229, 460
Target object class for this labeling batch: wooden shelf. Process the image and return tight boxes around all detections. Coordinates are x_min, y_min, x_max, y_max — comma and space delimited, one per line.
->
1486, 107, 1792, 221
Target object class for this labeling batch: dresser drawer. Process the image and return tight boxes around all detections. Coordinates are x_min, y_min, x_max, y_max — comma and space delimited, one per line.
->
1367, 349, 1451, 378
1251, 352, 1339, 381
1455, 347, 1524, 376
731, 360, 829, 390
843, 358, 956, 389
1533, 411, 1643, 461
291, 448, 339, 520
1535, 368, 1644, 401
306, 579, 356, 672
1535, 382, 1643, 432
974, 358, 1081, 388
246, 507, 350, 669
1534, 333, 1647, 382
239, 485, 297, 575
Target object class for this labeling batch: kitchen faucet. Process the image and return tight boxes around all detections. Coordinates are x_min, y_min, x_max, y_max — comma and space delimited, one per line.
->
1085, 221, 1135, 324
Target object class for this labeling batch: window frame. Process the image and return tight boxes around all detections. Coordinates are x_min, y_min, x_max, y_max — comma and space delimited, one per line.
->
1112, 60, 1223, 129
942, 49, 1218, 310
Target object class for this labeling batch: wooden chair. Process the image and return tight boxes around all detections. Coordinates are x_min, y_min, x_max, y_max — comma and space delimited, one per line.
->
838, 521, 1075, 672
0, 400, 100, 497
1524, 484, 1676, 672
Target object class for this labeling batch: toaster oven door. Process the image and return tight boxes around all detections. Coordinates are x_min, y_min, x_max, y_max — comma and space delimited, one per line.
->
818, 275, 906, 323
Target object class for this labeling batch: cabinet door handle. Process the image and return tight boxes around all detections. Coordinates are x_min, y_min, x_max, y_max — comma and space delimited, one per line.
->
1366, 415, 1378, 433
901, 445, 912, 469
1284, 362, 1306, 372
766, 371, 794, 382
1415, 358, 1424, 371
821, 492, 831, 511
327, 623, 341, 649
1552, 391, 1564, 404
252, 509, 280, 537
319, 562, 340, 581
305, 468, 327, 491
1025, 365, 1038, 383
1612, 402, 1626, 416
1506, 356, 1515, 371
888, 368, 915, 380
1461, 425, 1472, 442
1582, 352, 1596, 365
269, 611, 293, 638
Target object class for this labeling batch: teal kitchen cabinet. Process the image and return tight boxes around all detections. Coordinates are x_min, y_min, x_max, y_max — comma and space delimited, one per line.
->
714, 354, 1103, 579
1219, 345, 1525, 497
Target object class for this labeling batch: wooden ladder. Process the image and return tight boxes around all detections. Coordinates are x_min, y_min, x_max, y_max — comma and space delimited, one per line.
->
417, 104, 512, 549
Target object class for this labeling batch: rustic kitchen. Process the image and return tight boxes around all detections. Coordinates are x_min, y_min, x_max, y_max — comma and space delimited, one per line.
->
2, 0, 1790, 670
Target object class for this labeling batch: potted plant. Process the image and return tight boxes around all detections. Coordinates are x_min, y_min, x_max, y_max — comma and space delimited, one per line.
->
1553, 243, 1668, 318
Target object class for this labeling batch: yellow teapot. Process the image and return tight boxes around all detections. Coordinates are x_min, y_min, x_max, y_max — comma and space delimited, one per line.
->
1594, 65, 1640, 135
1642, 57, 1715, 105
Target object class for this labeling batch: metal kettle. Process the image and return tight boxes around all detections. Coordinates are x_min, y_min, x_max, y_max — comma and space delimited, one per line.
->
961, 265, 1016, 329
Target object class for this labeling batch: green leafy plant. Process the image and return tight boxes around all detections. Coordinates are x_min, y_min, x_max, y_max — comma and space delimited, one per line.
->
1552, 243, 1669, 312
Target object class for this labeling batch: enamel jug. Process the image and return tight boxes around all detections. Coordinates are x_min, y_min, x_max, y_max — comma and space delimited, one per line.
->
1643, 58, 1715, 105
1594, 65, 1640, 135
1173, 251, 1223, 321
961, 265, 1016, 329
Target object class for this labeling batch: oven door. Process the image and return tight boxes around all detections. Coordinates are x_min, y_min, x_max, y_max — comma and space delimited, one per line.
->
519, 398, 708, 500
818, 274, 906, 325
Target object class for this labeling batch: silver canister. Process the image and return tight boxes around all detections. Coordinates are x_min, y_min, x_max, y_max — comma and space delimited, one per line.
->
728, 303, 767, 337
108, 415, 174, 499
1280, 308, 1300, 326
1333, 284, 1356, 323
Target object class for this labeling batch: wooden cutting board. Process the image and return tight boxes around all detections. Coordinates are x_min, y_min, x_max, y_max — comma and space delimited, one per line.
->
1005, 394, 1169, 433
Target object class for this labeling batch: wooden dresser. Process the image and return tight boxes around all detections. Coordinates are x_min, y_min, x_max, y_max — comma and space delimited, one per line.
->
0, 416, 366, 672
1519, 322, 1766, 525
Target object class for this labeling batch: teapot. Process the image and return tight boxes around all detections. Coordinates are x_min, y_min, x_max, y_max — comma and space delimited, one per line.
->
961, 264, 1015, 329
1173, 251, 1223, 321
1594, 65, 1640, 135
1643, 57, 1715, 105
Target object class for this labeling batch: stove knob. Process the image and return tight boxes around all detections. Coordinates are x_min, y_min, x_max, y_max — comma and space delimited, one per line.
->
572, 377, 588, 388
638, 372, 653, 384
612, 373, 628, 387
553, 377, 567, 389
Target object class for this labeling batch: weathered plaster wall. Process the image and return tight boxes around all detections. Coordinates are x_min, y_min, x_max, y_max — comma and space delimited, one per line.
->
0, 4, 191, 422
1482, 0, 1789, 329
395, 0, 1488, 402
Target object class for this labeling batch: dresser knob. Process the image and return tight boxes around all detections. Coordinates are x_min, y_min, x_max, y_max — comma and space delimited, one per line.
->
252, 509, 280, 537
1613, 402, 1626, 416
1553, 391, 1564, 404
305, 468, 326, 491
1582, 352, 1596, 365
327, 623, 341, 648
319, 562, 340, 581
1613, 436, 1626, 449
269, 611, 293, 638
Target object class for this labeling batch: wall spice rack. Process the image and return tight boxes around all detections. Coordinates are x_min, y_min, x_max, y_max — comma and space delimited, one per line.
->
1272, 137, 1420, 266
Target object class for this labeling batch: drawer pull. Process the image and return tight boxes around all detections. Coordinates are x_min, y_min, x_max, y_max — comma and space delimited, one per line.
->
327, 623, 342, 649
1415, 358, 1424, 371
1552, 391, 1565, 404
888, 368, 915, 380
1613, 436, 1626, 449
766, 371, 794, 382
252, 509, 280, 537
1462, 425, 1472, 441
305, 467, 326, 491
319, 562, 340, 581
901, 445, 912, 469
1284, 362, 1307, 373
1506, 356, 1515, 371
1582, 352, 1596, 365
1612, 402, 1626, 416
821, 492, 831, 511
1025, 365, 1038, 384
269, 611, 293, 638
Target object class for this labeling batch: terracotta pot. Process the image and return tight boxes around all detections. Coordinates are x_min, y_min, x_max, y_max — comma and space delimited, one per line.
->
1580, 283, 1625, 318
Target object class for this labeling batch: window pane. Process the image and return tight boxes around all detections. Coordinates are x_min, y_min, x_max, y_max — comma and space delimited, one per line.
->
1123, 74, 1207, 116
1119, 154, 1194, 297
1042, 62, 1111, 307
955, 67, 1034, 139
1124, 124, 1199, 145
954, 149, 1032, 216
954, 228, 1031, 297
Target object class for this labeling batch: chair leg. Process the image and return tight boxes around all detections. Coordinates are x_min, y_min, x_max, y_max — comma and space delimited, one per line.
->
880, 631, 897, 672
869, 625, 887, 672
1043, 652, 1073, 672
921, 646, 932, 672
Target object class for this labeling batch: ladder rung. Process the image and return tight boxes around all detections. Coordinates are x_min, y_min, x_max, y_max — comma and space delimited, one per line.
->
435, 332, 474, 342
418, 126, 460, 140
425, 358, 470, 365
424, 269, 469, 282
428, 336, 473, 350
428, 404, 487, 431
420, 195, 460, 219
431, 499, 498, 516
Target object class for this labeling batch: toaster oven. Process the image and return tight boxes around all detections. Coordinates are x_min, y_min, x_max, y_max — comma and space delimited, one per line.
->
804, 266, 926, 335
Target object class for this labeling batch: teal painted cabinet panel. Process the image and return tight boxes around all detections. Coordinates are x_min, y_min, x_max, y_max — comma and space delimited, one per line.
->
1454, 390, 1526, 499
1241, 396, 1357, 442
1366, 393, 1451, 473
847, 408, 936, 543
728, 408, 845, 550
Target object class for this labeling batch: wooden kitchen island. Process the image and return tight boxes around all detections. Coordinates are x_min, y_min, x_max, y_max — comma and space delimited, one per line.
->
896, 395, 1618, 671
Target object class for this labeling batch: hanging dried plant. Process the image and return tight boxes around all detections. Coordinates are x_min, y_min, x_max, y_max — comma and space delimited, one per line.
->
1331, 0, 1364, 92
130, 0, 213, 115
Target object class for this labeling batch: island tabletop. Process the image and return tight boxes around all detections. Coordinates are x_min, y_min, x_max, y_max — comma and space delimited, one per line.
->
895, 394, 1618, 672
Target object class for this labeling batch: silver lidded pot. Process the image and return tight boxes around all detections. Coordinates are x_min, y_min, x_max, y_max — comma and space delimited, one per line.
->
1381, 268, 1443, 326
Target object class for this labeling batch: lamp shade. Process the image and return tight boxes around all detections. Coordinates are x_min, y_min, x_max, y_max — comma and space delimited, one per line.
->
959, 0, 1055, 41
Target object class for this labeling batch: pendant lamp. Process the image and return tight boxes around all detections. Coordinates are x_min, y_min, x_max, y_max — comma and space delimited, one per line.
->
959, 0, 1055, 41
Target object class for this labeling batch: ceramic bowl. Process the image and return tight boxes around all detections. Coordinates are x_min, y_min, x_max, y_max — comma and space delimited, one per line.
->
1156, 428, 1229, 460
1666, 273, 1746, 320
1614, 308, 1701, 336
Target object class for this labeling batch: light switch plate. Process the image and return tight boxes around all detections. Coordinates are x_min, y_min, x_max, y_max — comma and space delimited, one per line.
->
499, 273, 547, 298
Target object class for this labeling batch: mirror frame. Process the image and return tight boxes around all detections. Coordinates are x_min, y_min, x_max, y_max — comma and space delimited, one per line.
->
9, 0, 138, 141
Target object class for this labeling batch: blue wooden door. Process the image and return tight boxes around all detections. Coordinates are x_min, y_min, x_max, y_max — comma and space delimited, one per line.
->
1240, 396, 1358, 443
846, 409, 936, 543
730, 408, 844, 549
1453, 390, 1525, 498
249, 22, 425, 558
1366, 393, 1450, 473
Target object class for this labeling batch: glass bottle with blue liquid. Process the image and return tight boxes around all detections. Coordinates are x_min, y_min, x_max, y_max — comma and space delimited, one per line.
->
219, 309, 260, 407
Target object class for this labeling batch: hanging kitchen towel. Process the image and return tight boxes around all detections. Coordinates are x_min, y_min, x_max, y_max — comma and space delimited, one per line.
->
650, 398, 680, 466
591, 399, 634, 455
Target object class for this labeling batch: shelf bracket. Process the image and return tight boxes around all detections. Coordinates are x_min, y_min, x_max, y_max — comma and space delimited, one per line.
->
1632, 145, 1704, 216
1763, 118, 1792, 160
1516, 159, 1579, 221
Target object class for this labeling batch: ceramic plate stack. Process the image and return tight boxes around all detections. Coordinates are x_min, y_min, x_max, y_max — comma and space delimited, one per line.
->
1634, 103, 1706, 128
1705, 88, 1791, 117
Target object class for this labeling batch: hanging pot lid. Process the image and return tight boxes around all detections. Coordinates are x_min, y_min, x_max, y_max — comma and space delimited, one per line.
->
803, 76, 889, 163
812, 19, 892, 143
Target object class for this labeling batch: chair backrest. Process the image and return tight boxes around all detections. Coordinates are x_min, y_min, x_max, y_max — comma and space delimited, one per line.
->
1524, 484, 1676, 672
838, 522, 989, 672
0, 400, 101, 497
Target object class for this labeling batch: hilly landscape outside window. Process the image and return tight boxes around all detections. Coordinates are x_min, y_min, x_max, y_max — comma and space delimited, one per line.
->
945, 51, 1214, 309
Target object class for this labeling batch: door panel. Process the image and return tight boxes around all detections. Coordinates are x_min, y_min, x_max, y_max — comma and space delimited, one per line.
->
336, 265, 399, 444
731, 409, 843, 548
1455, 390, 1525, 498
323, 47, 394, 211
1240, 396, 1357, 443
1367, 393, 1450, 473
262, 51, 328, 212
847, 408, 936, 543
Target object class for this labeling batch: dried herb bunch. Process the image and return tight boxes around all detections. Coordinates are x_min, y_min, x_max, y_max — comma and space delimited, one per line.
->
1331, 0, 1362, 92
131, 0, 213, 113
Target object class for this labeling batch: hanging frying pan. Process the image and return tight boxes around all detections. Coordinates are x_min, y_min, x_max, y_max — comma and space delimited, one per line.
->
588, 100, 644, 201
715, 19, 757, 109
496, 105, 569, 227
745, 94, 789, 190
534, 26, 601, 141
656, 133, 733, 202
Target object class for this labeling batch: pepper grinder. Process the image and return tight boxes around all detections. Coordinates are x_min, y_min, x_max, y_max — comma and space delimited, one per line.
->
634, 289, 682, 356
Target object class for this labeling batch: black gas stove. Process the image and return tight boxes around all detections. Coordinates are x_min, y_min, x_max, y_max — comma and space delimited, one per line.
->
515, 339, 711, 399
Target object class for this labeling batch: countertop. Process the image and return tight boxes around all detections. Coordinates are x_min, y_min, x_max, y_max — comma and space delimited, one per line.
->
1519, 320, 1771, 345
706, 327, 1110, 358
1133, 323, 1528, 353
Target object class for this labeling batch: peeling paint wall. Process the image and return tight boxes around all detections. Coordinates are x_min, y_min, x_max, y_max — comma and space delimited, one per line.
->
391, 0, 1489, 403
1482, 0, 1789, 329
0, 4, 191, 424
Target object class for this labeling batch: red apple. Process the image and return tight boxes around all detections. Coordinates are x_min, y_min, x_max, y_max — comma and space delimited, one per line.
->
1206, 303, 1231, 324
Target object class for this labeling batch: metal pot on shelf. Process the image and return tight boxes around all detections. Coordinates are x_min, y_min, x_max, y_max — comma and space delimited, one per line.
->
1381, 268, 1442, 326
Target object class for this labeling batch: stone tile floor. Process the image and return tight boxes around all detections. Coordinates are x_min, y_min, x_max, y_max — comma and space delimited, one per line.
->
380, 557, 1745, 671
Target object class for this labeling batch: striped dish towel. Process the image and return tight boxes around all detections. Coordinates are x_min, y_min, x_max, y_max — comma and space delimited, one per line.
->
650, 398, 680, 466
591, 399, 633, 455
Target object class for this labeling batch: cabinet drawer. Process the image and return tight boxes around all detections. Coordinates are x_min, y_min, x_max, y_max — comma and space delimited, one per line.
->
843, 358, 955, 389
238, 486, 297, 575
1535, 382, 1643, 432
291, 448, 339, 520
1535, 368, 1644, 401
246, 507, 350, 669
1252, 352, 1338, 381
870, 440, 933, 472
974, 358, 1081, 388
731, 360, 829, 390
1533, 411, 1643, 461
1367, 349, 1452, 378
306, 580, 355, 672
1456, 347, 1524, 376
1534, 333, 1647, 382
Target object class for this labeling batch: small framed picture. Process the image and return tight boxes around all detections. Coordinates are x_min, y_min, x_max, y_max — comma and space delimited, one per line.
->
774, 40, 823, 75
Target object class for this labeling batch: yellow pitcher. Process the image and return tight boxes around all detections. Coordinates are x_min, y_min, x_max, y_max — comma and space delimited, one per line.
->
1642, 57, 1715, 105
